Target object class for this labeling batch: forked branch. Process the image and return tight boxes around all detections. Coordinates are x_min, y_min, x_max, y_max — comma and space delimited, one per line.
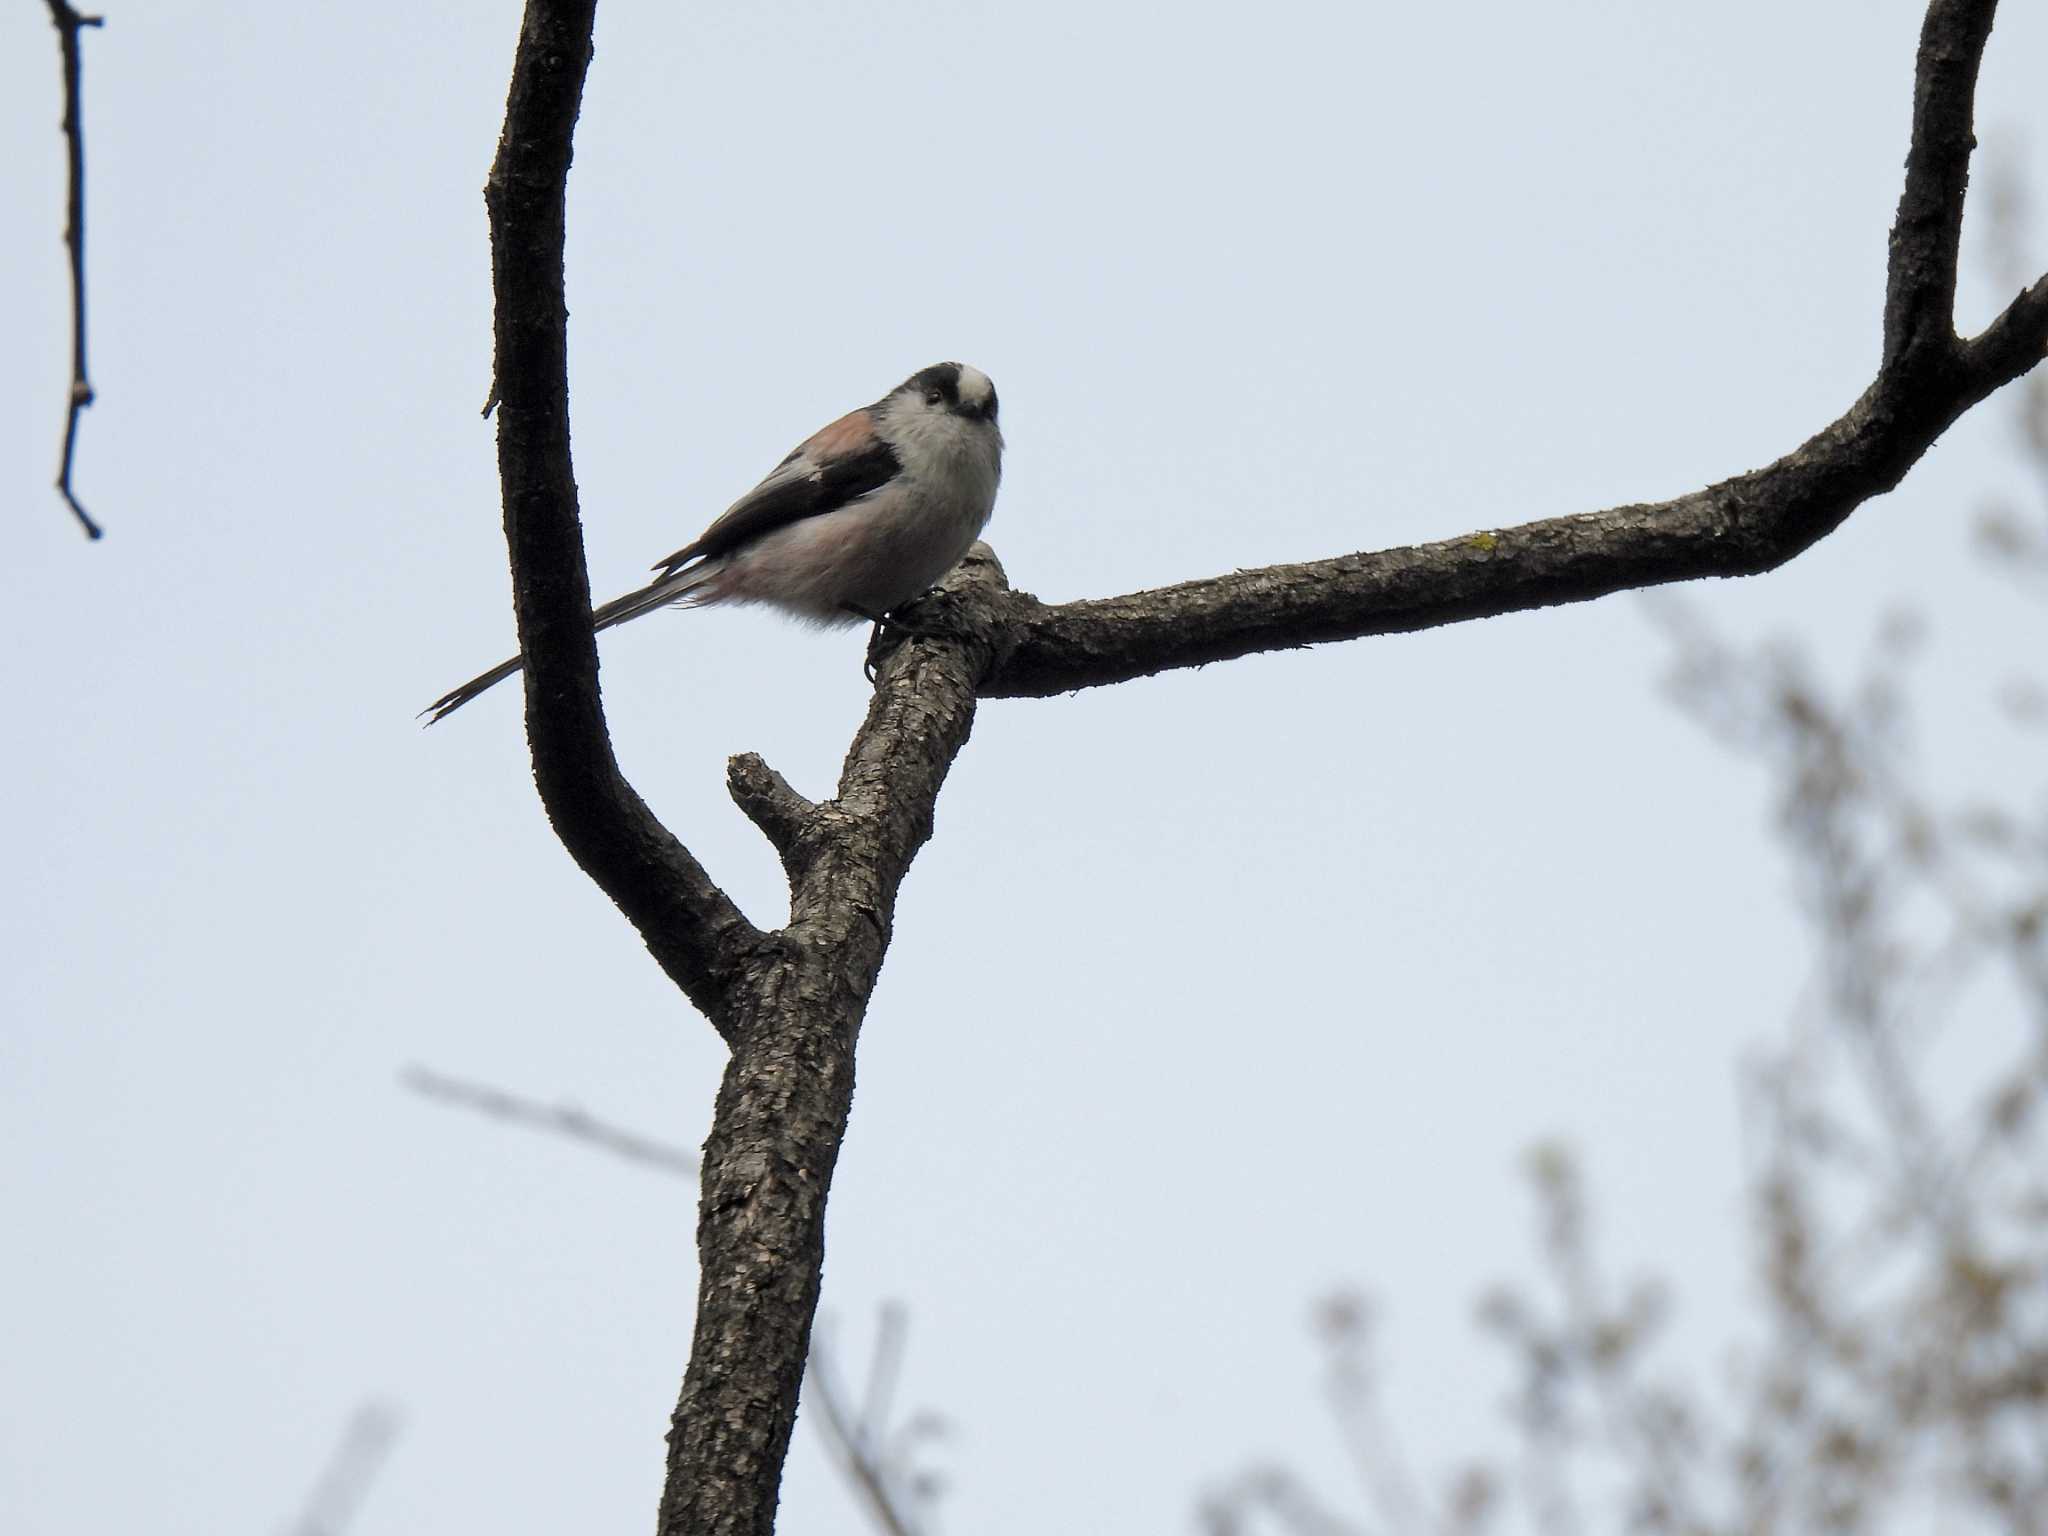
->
473, 3, 2045, 1534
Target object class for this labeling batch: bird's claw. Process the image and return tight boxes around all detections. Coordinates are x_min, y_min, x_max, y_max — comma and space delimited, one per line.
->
853, 594, 958, 683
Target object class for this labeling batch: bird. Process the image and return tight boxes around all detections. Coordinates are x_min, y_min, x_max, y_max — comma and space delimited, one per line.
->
424, 361, 1003, 722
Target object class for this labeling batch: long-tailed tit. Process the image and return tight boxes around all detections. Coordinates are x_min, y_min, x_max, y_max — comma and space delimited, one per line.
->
425, 361, 1003, 722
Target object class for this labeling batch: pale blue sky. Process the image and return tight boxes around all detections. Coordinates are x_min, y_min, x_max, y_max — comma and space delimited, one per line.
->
3, 3, 2043, 1532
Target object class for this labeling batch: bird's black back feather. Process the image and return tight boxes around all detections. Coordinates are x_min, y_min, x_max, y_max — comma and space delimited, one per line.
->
652, 439, 903, 574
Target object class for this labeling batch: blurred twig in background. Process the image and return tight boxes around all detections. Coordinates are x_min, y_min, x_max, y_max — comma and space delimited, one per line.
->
403, 1065, 699, 1177
808, 1302, 950, 1536
404, 1066, 945, 1536
284, 1402, 401, 1536
1212, 162, 2048, 1536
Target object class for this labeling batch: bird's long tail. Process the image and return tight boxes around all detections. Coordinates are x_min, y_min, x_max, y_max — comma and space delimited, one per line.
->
422, 564, 715, 723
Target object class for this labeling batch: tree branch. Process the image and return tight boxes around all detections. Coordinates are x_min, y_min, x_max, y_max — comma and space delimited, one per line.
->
485, 0, 758, 1037
727, 753, 817, 873
465, 3, 2046, 1533
284, 1402, 402, 1536
973, 0, 2045, 702
404, 1070, 942, 1536
483, 6, 996, 1531
45, 0, 104, 541
402, 1065, 699, 1176
976, 339, 2048, 700
805, 1307, 938, 1536
657, 550, 997, 1536
1884, 0, 1998, 368
1962, 272, 2048, 380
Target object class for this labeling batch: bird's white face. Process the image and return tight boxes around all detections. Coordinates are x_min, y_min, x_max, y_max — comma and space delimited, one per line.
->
954, 365, 996, 418
886, 361, 1000, 429
879, 362, 1004, 473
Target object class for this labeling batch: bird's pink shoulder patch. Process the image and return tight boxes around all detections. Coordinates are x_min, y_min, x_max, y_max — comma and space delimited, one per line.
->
796, 408, 876, 466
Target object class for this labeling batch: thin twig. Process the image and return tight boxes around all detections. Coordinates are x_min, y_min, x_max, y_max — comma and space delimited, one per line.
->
402, 1065, 699, 1176
285, 1402, 402, 1536
1317, 1298, 1437, 1535
406, 1064, 939, 1536
861, 1301, 907, 1450
1200, 1469, 1372, 1536
45, 0, 105, 540
806, 1322, 927, 1536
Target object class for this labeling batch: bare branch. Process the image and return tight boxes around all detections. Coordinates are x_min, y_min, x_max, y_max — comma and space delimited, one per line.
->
806, 1309, 936, 1536
481, 3, 1003, 1527
812, 548, 1004, 909
284, 1402, 401, 1536
467, 4, 2047, 1532
483, 0, 759, 1037
1884, 0, 2002, 366
402, 1065, 698, 1176
659, 548, 998, 1536
1199, 1468, 1371, 1536
1972, 152, 2048, 561
44, 0, 104, 540
1964, 274, 2048, 380
974, 0, 2044, 702
975, 336, 2043, 699
405, 1064, 943, 1536
1316, 1294, 1439, 1535
727, 753, 816, 871
860, 1303, 907, 1457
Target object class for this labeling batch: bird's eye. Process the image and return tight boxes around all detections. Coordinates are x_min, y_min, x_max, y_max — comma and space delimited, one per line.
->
924, 389, 944, 406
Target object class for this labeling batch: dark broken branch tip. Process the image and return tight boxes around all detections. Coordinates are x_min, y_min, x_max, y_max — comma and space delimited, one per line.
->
727, 752, 816, 860
60, 485, 104, 540
1957, 270, 2048, 381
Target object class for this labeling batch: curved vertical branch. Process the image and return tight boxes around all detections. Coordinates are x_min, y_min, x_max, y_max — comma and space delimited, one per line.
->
482, 8, 998, 1534
484, 0, 759, 1029
45, 0, 104, 540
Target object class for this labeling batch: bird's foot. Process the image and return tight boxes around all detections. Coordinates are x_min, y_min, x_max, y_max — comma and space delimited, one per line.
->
850, 594, 960, 682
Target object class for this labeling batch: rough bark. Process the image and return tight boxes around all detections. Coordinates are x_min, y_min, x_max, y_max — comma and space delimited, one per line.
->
472, 0, 2048, 1532
656, 558, 996, 1536
965, 339, 2042, 700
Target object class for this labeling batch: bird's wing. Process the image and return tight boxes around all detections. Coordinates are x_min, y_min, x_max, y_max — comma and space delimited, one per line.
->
651, 407, 902, 575
425, 408, 899, 725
